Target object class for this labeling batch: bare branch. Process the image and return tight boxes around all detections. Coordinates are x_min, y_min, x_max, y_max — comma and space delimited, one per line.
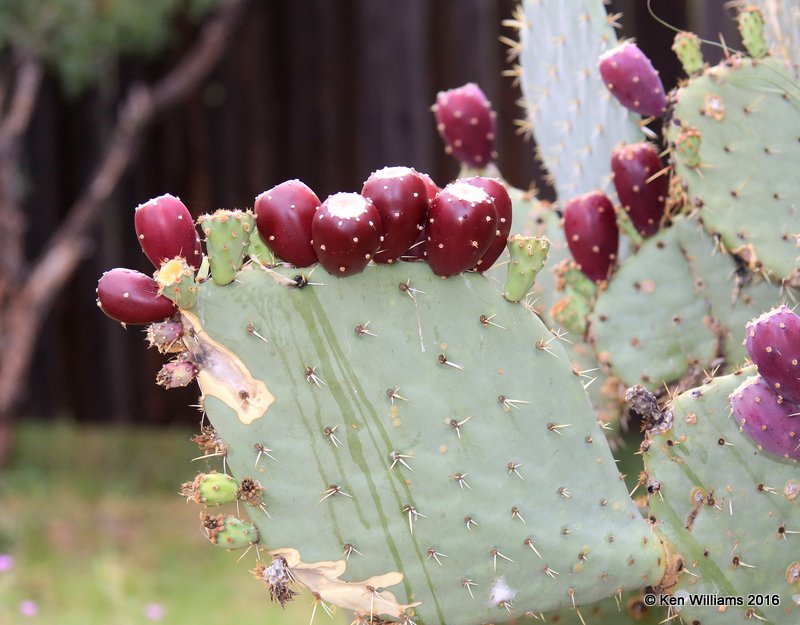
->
0, 0, 248, 418
0, 56, 43, 156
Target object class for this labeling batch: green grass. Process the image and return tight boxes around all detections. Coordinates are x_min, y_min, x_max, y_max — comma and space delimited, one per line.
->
0, 421, 348, 625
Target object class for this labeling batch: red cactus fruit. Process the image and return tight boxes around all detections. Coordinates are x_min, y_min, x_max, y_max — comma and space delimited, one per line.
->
433, 83, 496, 168
97, 268, 177, 325
745, 306, 800, 403
134, 194, 201, 269
402, 173, 441, 262
417, 172, 440, 205
611, 142, 667, 238
463, 177, 512, 271
598, 42, 667, 118
361, 166, 429, 264
254, 180, 321, 267
312, 193, 382, 277
426, 181, 497, 277
730, 376, 800, 460
563, 191, 618, 282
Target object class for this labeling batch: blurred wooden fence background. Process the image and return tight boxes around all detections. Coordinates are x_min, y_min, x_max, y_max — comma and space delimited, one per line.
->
20, 0, 738, 425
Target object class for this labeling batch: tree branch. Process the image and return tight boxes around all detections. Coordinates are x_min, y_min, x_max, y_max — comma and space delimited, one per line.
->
0, 0, 248, 416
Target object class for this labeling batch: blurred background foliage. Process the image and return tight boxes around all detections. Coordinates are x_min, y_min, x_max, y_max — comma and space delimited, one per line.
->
0, 0, 217, 95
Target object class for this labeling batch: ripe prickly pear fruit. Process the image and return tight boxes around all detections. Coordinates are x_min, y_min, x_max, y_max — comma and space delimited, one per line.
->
145, 320, 183, 353
745, 306, 800, 402
611, 142, 667, 237
730, 376, 800, 459
417, 171, 440, 204
254, 180, 320, 267
563, 191, 618, 282
361, 166, 428, 264
311, 192, 382, 277
598, 42, 667, 118
463, 176, 512, 270
181, 471, 239, 506
426, 181, 497, 277
156, 359, 198, 389
96, 268, 177, 325
433, 83, 496, 168
134, 194, 201, 269
401, 172, 440, 262
200, 513, 258, 549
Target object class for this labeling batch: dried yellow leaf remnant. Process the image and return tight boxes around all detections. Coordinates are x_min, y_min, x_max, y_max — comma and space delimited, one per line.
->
271, 547, 420, 617
181, 311, 274, 424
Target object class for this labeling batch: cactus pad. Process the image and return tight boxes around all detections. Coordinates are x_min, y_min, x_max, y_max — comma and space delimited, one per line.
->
645, 367, 800, 624
666, 56, 800, 283
509, 0, 641, 199
590, 217, 784, 390
181, 262, 665, 623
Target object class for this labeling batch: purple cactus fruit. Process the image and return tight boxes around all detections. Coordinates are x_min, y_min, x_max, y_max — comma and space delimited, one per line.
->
97, 268, 177, 325
433, 83, 496, 168
312, 193, 382, 277
563, 191, 619, 282
156, 360, 198, 389
361, 166, 429, 264
254, 180, 321, 267
463, 177, 512, 271
611, 142, 668, 238
598, 42, 667, 118
730, 376, 800, 460
745, 306, 800, 403
426, 181, 497, 277
134, 194, 201, 269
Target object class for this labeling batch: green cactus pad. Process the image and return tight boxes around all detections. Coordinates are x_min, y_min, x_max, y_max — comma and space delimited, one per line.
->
537, 592, 666, 625
737, 6, 769, 59
590, 223, 715, 390
512, 188, 624, 425
503, 235, 550, 302
667, 56, 800, 282
155, 257, 199, 309
672, 31, 704, 76
179, 262, 664, 623
510, 0, 640, 199
645, 367, 800, 624
247, 229, 278, 266
181, 471, 239, 506
198, 209, 255, 286
202, 513, 259, 549
590, 217, 785, 391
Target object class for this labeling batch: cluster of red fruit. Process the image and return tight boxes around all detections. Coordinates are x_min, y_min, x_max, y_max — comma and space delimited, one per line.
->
255, 168, 511, 278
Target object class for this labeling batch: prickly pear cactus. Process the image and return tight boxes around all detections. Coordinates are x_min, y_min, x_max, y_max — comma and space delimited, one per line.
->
181, 262, 665, 623
590, 217, 784, 390
666, 55, 800, 283
644, 367, 800, 624
505, 0, 641, 199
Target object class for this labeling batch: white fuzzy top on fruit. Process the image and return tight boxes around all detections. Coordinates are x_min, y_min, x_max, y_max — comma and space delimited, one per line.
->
370, 166, 414, 180
323, 193, 372, 219
487, 577, 516, 606
443, 181, 491, 204
135, 193, 181, 211
747, 305, 791, 328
